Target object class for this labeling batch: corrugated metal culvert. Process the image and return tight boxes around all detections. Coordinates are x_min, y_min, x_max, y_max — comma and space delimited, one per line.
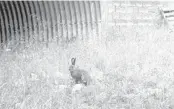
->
0, 1, 101, 49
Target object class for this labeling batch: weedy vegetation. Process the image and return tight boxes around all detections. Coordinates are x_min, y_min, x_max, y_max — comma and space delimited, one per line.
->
0, 26, 174, 109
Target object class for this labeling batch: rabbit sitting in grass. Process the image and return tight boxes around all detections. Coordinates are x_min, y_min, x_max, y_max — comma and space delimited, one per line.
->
69, 58, 91, 86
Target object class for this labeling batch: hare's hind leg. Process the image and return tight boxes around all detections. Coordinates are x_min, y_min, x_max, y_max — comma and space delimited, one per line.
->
80, 79, 87, 86
75, 79, 78, 84
75, 79, 81, 84
83, 82, 87, 86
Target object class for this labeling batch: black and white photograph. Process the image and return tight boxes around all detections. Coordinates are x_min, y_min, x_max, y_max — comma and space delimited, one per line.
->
0, 0, 174, 109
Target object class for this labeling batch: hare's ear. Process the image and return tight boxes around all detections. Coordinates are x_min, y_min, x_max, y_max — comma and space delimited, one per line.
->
74, 58, 76, 64
71, 58, 76, 65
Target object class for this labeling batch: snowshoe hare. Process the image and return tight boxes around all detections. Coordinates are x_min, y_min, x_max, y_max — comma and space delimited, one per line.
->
69, 58, 91, 86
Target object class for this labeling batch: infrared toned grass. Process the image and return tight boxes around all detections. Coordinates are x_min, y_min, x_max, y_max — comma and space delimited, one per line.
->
0, 25, 174, 109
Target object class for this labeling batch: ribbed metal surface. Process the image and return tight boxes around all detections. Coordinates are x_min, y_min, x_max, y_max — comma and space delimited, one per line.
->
0, 1, 101, 49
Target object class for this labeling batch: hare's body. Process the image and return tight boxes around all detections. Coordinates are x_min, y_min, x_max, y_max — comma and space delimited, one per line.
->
70, 69, 83, 83
70, 68, 91, 85
69, 58, 91, 86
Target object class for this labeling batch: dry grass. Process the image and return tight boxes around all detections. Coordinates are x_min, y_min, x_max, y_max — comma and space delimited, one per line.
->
0, 25, 174, 109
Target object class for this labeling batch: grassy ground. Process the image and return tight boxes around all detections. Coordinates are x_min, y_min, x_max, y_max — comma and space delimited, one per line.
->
0, 26, 174, 109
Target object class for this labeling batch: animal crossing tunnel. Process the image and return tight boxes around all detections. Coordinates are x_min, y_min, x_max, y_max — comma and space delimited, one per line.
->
0, 1, 101, 48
